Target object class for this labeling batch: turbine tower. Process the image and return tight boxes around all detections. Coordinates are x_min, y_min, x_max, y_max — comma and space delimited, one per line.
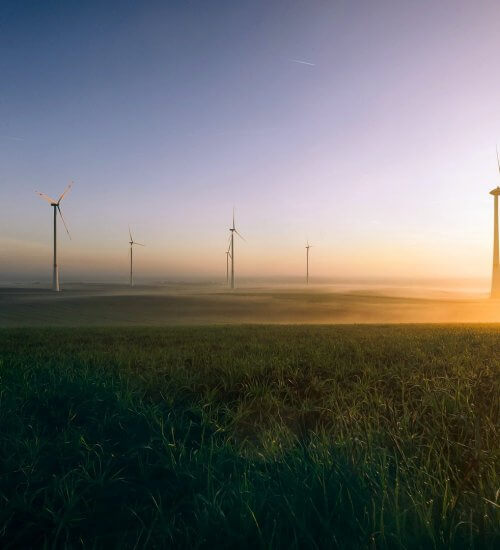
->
35, 183, 73, 291
229, 209, 245, 289
490, 149, 500, 298
129, 227, 145, 287
305, 241, 312, 284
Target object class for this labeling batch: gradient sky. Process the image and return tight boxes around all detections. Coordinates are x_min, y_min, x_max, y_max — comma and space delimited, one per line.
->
1, 0, 500, 284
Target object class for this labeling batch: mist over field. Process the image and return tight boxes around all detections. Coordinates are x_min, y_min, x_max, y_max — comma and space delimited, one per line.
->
1, 282, 498, 327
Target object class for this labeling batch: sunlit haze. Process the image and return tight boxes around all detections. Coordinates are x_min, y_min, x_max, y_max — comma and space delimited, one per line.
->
2, 0, 500, 286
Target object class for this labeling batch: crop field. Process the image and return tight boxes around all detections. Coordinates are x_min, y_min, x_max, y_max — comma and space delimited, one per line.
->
0, 325, 498, 548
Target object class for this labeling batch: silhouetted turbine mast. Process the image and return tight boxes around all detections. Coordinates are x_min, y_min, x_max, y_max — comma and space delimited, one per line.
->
305, 241, 312, 284
35, 182, 73, 291
490, 149, 500, 298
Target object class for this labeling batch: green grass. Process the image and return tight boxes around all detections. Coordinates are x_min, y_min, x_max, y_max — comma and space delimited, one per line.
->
0, 325, 498, 548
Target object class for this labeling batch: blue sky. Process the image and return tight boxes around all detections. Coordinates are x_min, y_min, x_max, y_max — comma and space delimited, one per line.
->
1, 0, 500, 283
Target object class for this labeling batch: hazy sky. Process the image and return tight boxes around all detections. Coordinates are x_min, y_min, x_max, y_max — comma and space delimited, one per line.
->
1, 0, 500, 283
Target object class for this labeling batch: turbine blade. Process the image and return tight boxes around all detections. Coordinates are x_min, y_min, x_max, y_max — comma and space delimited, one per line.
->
496, 146, 500, 175
57, 181, 73, 203
133, 242, 145, 247
57, 205, 71, 239
232, 207, 235, 229
129, 226, 133, 242
235, 229, 246, 242
35, 190, 57, 205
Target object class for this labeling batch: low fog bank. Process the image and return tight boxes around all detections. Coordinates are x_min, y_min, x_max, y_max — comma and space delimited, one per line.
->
0, 276, 492, 296
0, 282, 498, 326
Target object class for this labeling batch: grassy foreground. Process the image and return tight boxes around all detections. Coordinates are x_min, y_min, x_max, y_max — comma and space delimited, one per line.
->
0, 325, 498, 549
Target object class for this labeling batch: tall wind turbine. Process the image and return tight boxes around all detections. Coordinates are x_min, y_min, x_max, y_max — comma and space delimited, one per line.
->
35, 182, 73, 291
305, 241, 312, 284
229, 209, 245, 289
490, 149, 500, 298
129, 227, 145, 287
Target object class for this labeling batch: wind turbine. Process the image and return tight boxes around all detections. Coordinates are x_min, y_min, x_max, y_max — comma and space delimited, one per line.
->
128, 227, 145, 287
229, 209, 245, 289
305, 241, 312, 284
35, 182, 73, 291
490, 148, 500, 298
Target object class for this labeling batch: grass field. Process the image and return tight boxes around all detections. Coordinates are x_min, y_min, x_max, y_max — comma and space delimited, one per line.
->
0, 325, 498, 548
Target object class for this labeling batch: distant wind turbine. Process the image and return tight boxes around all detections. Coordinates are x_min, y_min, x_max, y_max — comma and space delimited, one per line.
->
305, 241, 312, 284
229, 209, 245, 289
129, 227, 145, 286
35, 182, 73, 291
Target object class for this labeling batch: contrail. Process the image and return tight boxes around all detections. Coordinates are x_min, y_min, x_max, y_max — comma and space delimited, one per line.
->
0, 135, 23, 141
290, 59, 315, 66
